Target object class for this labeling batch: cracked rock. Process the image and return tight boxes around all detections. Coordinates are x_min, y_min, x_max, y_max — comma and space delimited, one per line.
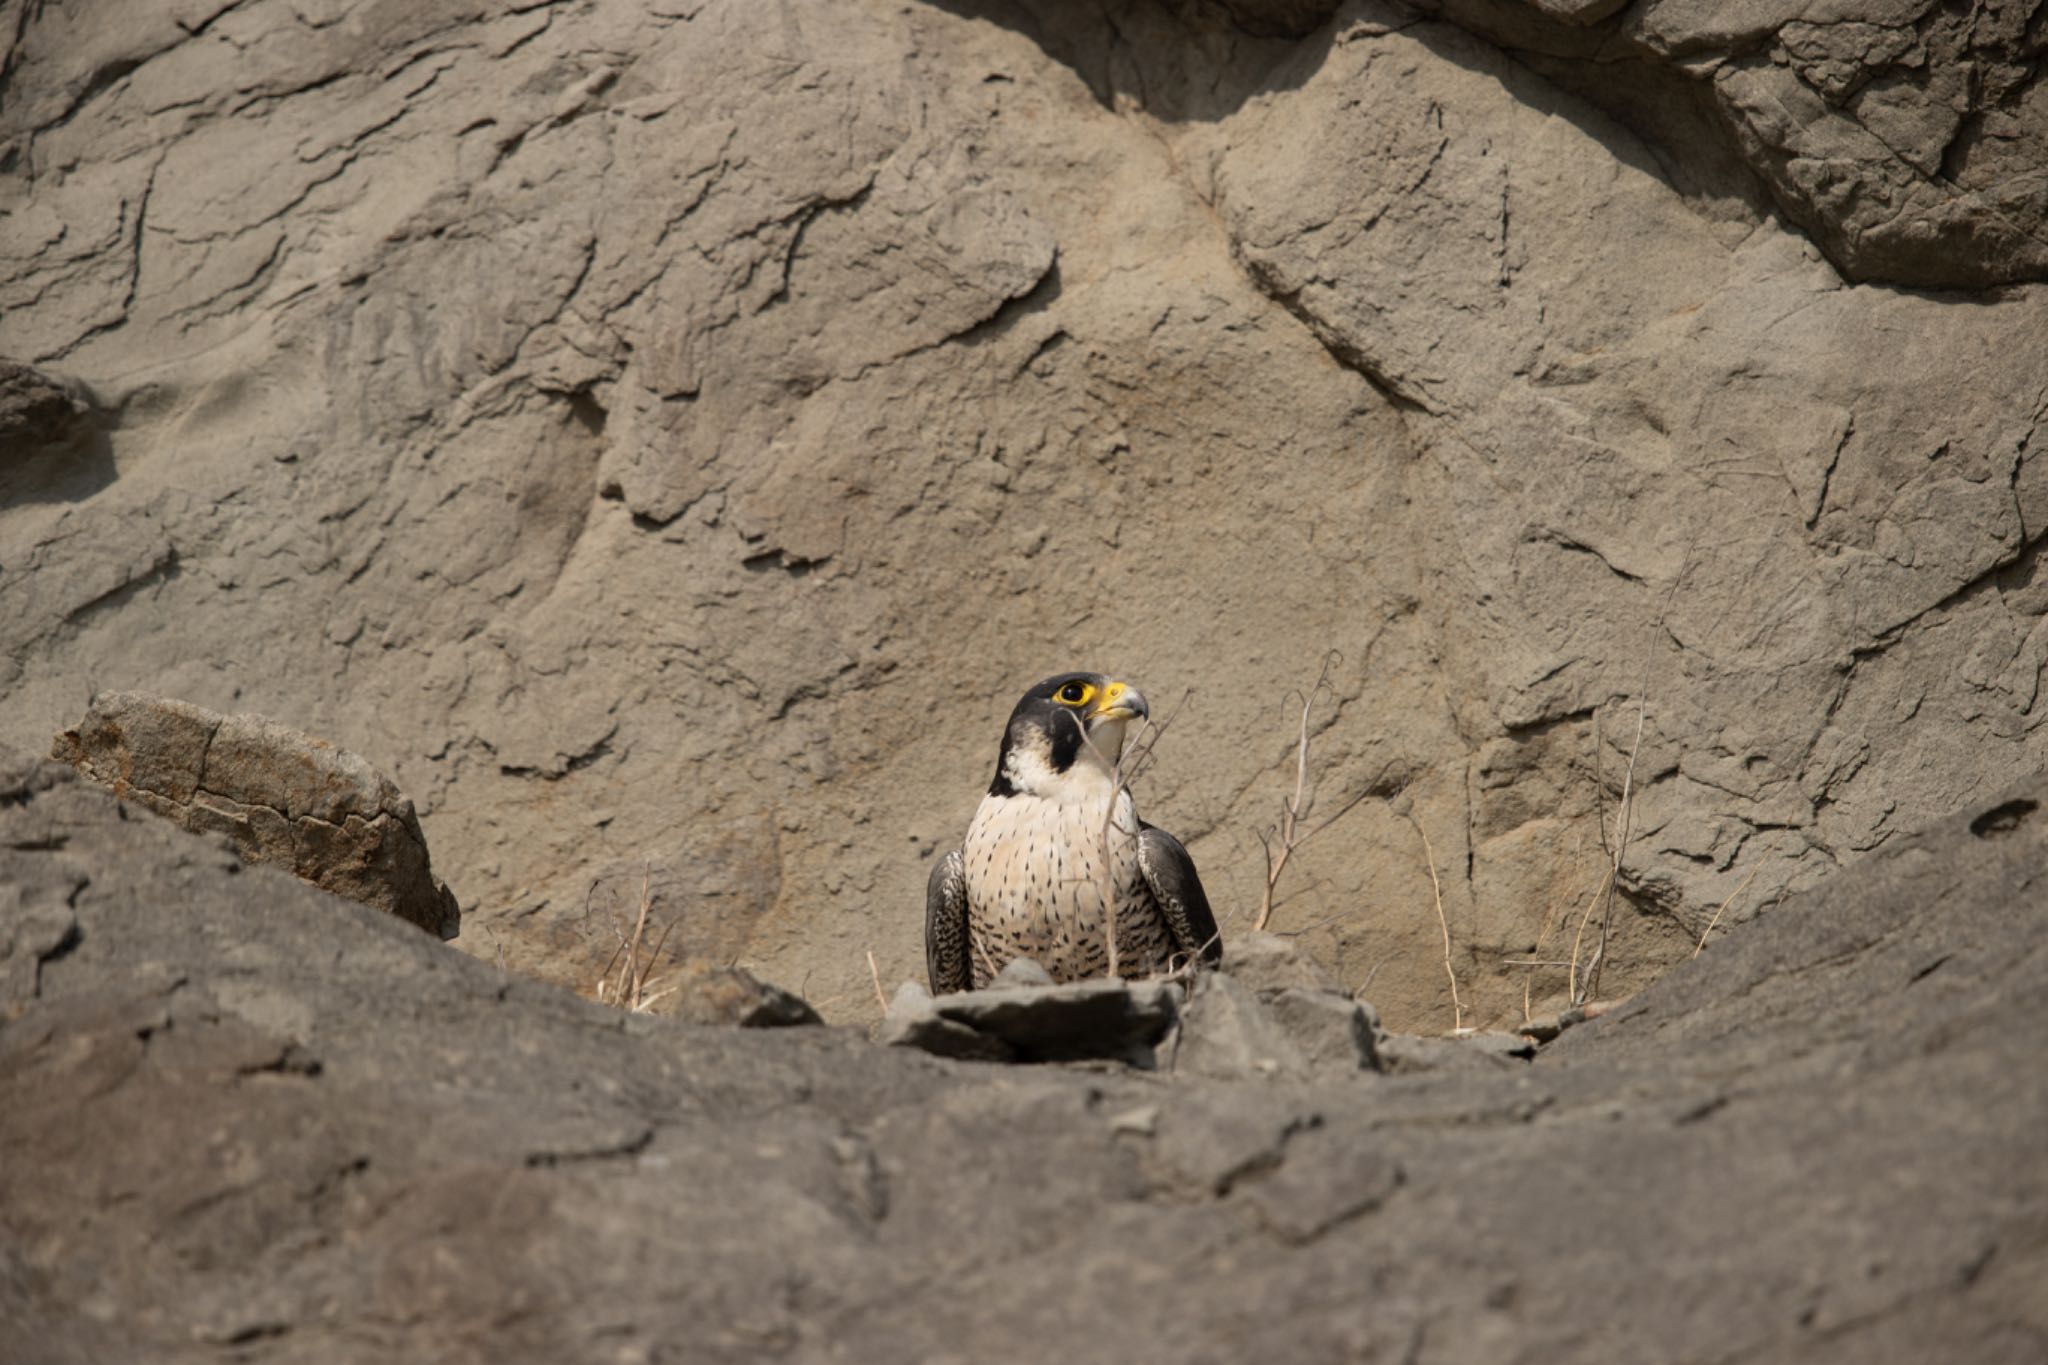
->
51, 693, 460, 940
5, 738, 2048, 1361
5, 0, 2047, 1047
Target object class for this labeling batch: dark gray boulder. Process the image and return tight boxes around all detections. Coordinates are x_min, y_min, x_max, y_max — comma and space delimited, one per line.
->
4, 742, 2046, 1363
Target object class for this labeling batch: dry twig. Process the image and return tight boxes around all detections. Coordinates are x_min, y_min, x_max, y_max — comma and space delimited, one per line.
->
1570, 698, 1644, 1007
1076, 689, 1188, 981
589, 866, 680, 1012
866, 949, 889, 1014
1405, 811, 1465, 1034
1253, 652, 1374, 933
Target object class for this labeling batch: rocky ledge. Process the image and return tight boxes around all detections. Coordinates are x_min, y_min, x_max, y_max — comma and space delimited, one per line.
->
3, 743, 2044, 1362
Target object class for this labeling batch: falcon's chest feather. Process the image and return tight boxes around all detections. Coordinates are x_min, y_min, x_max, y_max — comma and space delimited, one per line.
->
958, 782, 1159, 986
962, 787, 1141, 907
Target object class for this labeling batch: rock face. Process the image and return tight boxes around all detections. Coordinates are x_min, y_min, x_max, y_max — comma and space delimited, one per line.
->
6, 729, 2047, 1360
1411, 0, 2048, 288
2, 0, 2046, 1034
51, 692, 460, 940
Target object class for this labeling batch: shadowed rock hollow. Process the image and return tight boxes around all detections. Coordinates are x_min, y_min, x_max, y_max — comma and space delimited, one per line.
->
3, 1, 2046, 1027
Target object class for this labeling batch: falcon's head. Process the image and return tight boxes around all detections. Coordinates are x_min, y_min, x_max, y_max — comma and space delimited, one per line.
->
988, 671, 1150, 800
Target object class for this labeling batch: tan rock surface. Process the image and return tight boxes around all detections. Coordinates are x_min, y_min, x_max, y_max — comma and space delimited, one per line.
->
2, 0, 2043, 1028
51, 692, 460, 938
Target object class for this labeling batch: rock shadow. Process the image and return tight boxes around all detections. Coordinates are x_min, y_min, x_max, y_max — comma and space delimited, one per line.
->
0, 360, 115, 507
919, 0, 1775, 239
0, 422, 116, 507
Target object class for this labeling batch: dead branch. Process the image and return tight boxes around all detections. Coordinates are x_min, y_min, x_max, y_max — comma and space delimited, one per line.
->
1570, 697, 1645, 1007
1253, 652, 1375, 933
1405, 811, 1465, 1034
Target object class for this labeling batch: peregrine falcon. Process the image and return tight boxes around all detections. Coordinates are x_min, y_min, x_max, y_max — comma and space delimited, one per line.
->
925, 672, 1222, 992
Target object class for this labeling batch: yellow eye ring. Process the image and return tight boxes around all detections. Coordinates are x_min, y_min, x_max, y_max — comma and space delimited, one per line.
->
1056, 681, 1095, 707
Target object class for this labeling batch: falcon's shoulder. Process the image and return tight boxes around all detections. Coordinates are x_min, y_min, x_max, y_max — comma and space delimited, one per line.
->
1136, 822, 1221, 968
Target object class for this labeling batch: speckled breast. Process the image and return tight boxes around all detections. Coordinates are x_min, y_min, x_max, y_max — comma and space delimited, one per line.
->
959, 788, 1174, 987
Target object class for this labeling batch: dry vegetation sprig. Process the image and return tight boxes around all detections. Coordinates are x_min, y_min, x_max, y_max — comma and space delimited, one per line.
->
1404, 810, 1466, 1033
1252, 651, 1374, 933
590, 867, 681, 1012
1569, 697, 1645, 1007
865, 948, 890, 1014
1563, 539, 1700, 1007
1076, 688, 1190, 980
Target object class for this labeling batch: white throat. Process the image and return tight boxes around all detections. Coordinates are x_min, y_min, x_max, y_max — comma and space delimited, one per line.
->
1002, 718, 1131, 805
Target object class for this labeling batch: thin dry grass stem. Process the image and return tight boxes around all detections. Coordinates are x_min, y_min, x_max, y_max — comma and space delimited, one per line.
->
1268, 896, 1353, 941
1356, 951, 1394, 999
1592, 707, 1608, 857
588, 867, 681, 1013
1256, 653, 1330, 932
1570, 699, 1645, 1007
865, 949, 889, 1014
1564, 542, 1697, 1008
1076, 690, 1190, 983
1524, 852, 1592, 1024
481, 925, 510, 976
1149, 925, 1227, 986
1693, 839, 1778, 958
1405, 812, 1465, 1034
1254, 653, 1377, 934
1590, 702, 1646, 998
1562, 879, 1604, 1007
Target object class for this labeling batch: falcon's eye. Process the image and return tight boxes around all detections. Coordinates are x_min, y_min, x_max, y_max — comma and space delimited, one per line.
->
1056, 680, 1095, 706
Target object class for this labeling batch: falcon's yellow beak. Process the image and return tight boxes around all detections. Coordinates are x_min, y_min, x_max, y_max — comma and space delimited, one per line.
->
1090, 681, 1149, 724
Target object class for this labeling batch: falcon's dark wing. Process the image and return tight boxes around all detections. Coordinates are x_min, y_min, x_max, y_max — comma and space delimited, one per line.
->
924, 849, 971, 994
1137, 824, 1222, 969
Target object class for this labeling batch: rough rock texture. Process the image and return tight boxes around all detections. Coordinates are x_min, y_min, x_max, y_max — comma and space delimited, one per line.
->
876, 979, 1022, 1060
1174, 969, 1385, 1077
50, 692, 460, 939
878, 943, 1389, 1076
0, 358, 89, 449
1409, 0, 2048, 287
1174, 932, 1387, 1076
3, 0, 2046, 1032
647, 961, 822, 1028
6, 730, 2048, 1360
881, 970, 1183, 1065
